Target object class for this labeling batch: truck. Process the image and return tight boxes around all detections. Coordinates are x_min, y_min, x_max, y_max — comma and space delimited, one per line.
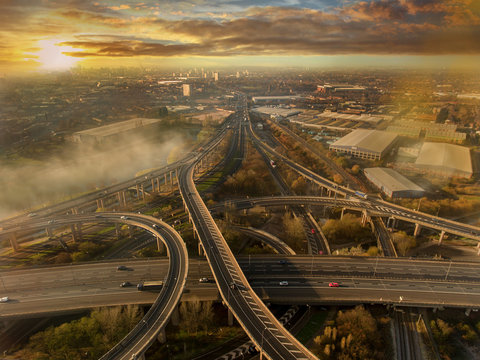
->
137, 281, 164, 291
270, 159, 276, 168
354, 191, 368, 200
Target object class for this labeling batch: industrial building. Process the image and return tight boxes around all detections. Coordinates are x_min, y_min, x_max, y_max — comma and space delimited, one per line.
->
252, 95, 302, 104
329, 129, 398, 160
251, 106, 301, 119
386, 119, 466, 143
182, 84, 191, 97
414, 142, 473, 178
70, 118, 161, 145
364, 167, 424, 198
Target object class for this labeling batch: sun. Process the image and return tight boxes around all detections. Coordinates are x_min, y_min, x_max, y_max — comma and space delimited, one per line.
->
33, 39, 84, 71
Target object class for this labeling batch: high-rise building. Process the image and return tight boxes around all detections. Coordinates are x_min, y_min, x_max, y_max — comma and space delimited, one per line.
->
214, 72, 219, 81
182, 84, 191, 97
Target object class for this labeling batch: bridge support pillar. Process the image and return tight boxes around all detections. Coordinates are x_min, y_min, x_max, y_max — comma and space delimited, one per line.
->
198, 241, 204, 256
157, 328, 167, 343
122, 191, 127, 206
340, 207, 346, 220
171, 306, 180, 326
141, 185, 145, 201
228, 308, 234, 326
151, 179, 155, 192
71, 207, 78, 215
156, 237, 165, 253
117, 192, 122, 207
175, 168, 178, 183
439, 230, 446, 244
70, 224, 79, 243
9, 232, 19, 252
164, 174, 168, 188
136, 184, 140, 199
115, 223, 121, 240
156, 178, 160, 192
170, 171, 173, 185
361, 210, 368, 227
414, 223, 422, 237
45, 227, 53, 238
96, 199, 101, 209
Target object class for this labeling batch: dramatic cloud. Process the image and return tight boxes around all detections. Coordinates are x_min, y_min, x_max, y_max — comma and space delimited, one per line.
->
0, 0, 479, 71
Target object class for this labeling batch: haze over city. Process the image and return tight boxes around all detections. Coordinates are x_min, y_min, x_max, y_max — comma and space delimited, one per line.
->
1, 1, 480, 360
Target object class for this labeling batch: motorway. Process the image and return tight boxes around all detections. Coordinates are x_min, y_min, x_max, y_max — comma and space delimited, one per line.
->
179, 118, 317, 359
2, 212, 190, 360
3, 256, 480, 319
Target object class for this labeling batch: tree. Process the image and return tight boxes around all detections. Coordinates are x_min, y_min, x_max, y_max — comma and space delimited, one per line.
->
392, 231, 416, 256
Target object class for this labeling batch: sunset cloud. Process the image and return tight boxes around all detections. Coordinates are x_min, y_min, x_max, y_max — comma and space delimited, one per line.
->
0, 0, 479, 72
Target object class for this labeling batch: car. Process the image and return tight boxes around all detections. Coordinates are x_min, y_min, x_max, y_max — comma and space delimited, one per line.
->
120, 282, 132, 288
279, 260, 287, 265
329, 282, 340, 287
27, 213, 37, 217
311, 228, 315, 234
152, 224, 159, 229
199, 277, 209, 283
120, 216, 129, 220
117, 265, 128, 271
279, 281, 289, 286
0, 297, 9, 303
48, 219, 55, 224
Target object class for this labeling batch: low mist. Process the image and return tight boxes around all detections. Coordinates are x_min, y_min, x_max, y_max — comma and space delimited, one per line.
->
0, 131, 185, 219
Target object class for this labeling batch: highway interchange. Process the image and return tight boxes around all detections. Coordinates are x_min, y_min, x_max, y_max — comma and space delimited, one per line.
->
1, 106, 480, 359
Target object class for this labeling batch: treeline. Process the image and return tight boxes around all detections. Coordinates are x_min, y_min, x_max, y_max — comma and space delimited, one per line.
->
220, 147, 278, 197
431, 317, 480, 359
312, 305, 389, 360
322, 214, 373, 245
14, 306, 142, 360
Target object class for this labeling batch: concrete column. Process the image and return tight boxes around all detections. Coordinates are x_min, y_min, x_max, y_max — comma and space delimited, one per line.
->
156, 237, 165, 253
228, 308, 234, 326
117, 192, 122, 206
122, 191, 127, 206
164, 174, 168, 187
96, 199, 101, 209
157, 328, 166, 343
9, 232, 19, 252
45, 227, 53, 237
175, 168, 178, 183
70, 224, 78, 243
327, 189, 331, 197
156, 178, 160, 192
115, 223, 121, 240
141, 185, 145, 201
198, 241, 204, 256
136, 184, 140, 199
361, 210, 368, 227
439, 230, 446, 244
71, 207, 78, 215
340, 207, 345, 220
414, 223, 422, 237
171, 306, 180, 326
151, 179, 155, 192
320, 187, 324, 197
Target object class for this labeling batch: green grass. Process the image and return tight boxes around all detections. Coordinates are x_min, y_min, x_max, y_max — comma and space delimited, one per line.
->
296, 311, 328, 344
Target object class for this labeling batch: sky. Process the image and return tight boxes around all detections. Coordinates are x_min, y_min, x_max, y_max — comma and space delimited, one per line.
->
1, 0, 480, 73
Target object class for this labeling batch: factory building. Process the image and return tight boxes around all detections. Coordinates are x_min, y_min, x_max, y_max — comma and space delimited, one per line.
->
364, 167, 424, 199
414, 142, 473, 178
182, 84, 191, 97
70, 118, 161, 145
329, 129, 398, 160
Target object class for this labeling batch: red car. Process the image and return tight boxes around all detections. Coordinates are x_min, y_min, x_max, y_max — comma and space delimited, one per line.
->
329, 282, 340, 287
311, 228, 315, 234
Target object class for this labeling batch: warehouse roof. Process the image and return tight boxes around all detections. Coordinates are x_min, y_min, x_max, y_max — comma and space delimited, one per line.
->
364, 167, 424, 193
74, 118, 161, 138
415, 142, 472, 175
330, 129, 398, 154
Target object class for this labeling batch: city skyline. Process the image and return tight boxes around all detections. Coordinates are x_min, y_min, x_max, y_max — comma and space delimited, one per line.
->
1, 0, 480, 73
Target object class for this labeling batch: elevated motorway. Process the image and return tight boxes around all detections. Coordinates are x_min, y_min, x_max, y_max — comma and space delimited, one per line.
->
247, 118, 480, 243
211, 196, 480, 243
0, 213, 188, 360
3, 256, 480, 319
179, 118, 317, 359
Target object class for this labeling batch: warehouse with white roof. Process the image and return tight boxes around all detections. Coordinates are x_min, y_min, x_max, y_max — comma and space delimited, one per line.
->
414, 142, 472, 178
364, 167, 424, 198
329, 129, 398, 160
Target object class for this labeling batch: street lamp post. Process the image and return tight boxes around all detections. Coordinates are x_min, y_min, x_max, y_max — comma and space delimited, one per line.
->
260, 326, 267, 360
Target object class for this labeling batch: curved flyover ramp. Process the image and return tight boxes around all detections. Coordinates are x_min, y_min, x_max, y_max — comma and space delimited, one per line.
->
0, 213, 188, 360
